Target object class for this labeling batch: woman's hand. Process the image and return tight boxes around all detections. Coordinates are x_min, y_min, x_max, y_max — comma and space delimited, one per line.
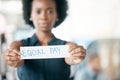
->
4, 41, 24, 67
4, 48, 24, 67
65, 42, 86, 65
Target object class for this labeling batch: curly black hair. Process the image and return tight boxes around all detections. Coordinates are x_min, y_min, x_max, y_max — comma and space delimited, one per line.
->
22, 0, 68, 28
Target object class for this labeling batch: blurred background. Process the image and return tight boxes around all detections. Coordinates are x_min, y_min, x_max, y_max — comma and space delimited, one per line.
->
0, 0, 120, 80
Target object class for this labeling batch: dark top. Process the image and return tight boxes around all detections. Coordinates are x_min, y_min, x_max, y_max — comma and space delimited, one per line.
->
17, 34, 70, 80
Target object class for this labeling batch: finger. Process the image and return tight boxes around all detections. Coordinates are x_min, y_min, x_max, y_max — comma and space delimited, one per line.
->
77, 45, 84, 50
72, 52, 86, 57
4, 49, 14, 56
7, 48, 20, 54
7, 60, 18, 65
4, 51, 18, 61
70, 56, 85, 64
70, 47, 86, 55
73, 47, 82, 53
6, 49, 20, 57
81, 48, 86, 53
72, 45, 84, 52
4, 49, 11, 56
9, 49, 20, 56
11, 56, 20, 61
6, 56, 20, 61
73, 55, 85, 60
68, 43, 78, 52
4, 55, 10, 61
9, 52, 18, 57
12, 49, 20, 56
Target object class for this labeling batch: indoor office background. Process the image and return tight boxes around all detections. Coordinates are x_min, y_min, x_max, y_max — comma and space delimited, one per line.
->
0, 0, 120, 80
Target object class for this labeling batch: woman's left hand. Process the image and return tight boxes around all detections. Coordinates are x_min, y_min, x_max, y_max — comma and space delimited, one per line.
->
65, 42, 86, 65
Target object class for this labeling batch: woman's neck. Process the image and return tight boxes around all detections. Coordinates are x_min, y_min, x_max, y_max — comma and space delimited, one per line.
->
36, 31, 52, 45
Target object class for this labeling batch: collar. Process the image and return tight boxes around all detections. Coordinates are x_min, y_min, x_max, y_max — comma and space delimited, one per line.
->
30, 33, 57, 46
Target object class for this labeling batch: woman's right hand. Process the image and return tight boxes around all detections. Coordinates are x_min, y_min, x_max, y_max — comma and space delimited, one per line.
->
4, 48, 24, 67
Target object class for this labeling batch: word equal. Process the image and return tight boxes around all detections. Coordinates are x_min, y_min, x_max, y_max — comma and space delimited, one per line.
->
20, 45, 69, 59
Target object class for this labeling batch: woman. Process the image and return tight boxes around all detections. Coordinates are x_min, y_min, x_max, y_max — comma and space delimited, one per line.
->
4, 0, 86, 80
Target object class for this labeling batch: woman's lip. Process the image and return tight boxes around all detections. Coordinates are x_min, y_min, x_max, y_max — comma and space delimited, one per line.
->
38, 21, 47, 24
38, 22, 48, 24
38, 23, 48, 26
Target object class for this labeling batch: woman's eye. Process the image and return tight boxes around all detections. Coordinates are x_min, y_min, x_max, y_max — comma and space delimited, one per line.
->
36, 10, 41, 14
47, 9, 54, 14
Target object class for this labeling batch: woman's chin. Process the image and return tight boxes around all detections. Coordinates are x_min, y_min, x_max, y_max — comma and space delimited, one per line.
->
38, 28, 51, 32
36, 25, 52, 32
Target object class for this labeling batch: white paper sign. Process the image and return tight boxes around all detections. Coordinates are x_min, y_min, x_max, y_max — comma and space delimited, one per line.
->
20, 45, 70, 59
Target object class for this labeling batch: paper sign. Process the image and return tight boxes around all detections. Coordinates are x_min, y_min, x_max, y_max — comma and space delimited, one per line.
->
20, 45, 70, 59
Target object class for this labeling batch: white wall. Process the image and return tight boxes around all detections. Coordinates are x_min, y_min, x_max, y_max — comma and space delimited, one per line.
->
53, 0, 120, 39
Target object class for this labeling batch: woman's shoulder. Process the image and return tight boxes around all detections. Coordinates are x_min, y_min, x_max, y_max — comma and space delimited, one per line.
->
20, 34, 36, 46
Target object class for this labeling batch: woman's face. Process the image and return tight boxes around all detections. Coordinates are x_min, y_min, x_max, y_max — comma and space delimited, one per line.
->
30, 0, 57, 32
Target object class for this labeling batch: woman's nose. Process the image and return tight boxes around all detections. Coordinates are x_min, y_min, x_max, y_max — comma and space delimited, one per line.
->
39, 11, 48, 20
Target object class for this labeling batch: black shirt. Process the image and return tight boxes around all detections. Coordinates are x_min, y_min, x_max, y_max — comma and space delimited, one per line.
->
17, 34, 70, 80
